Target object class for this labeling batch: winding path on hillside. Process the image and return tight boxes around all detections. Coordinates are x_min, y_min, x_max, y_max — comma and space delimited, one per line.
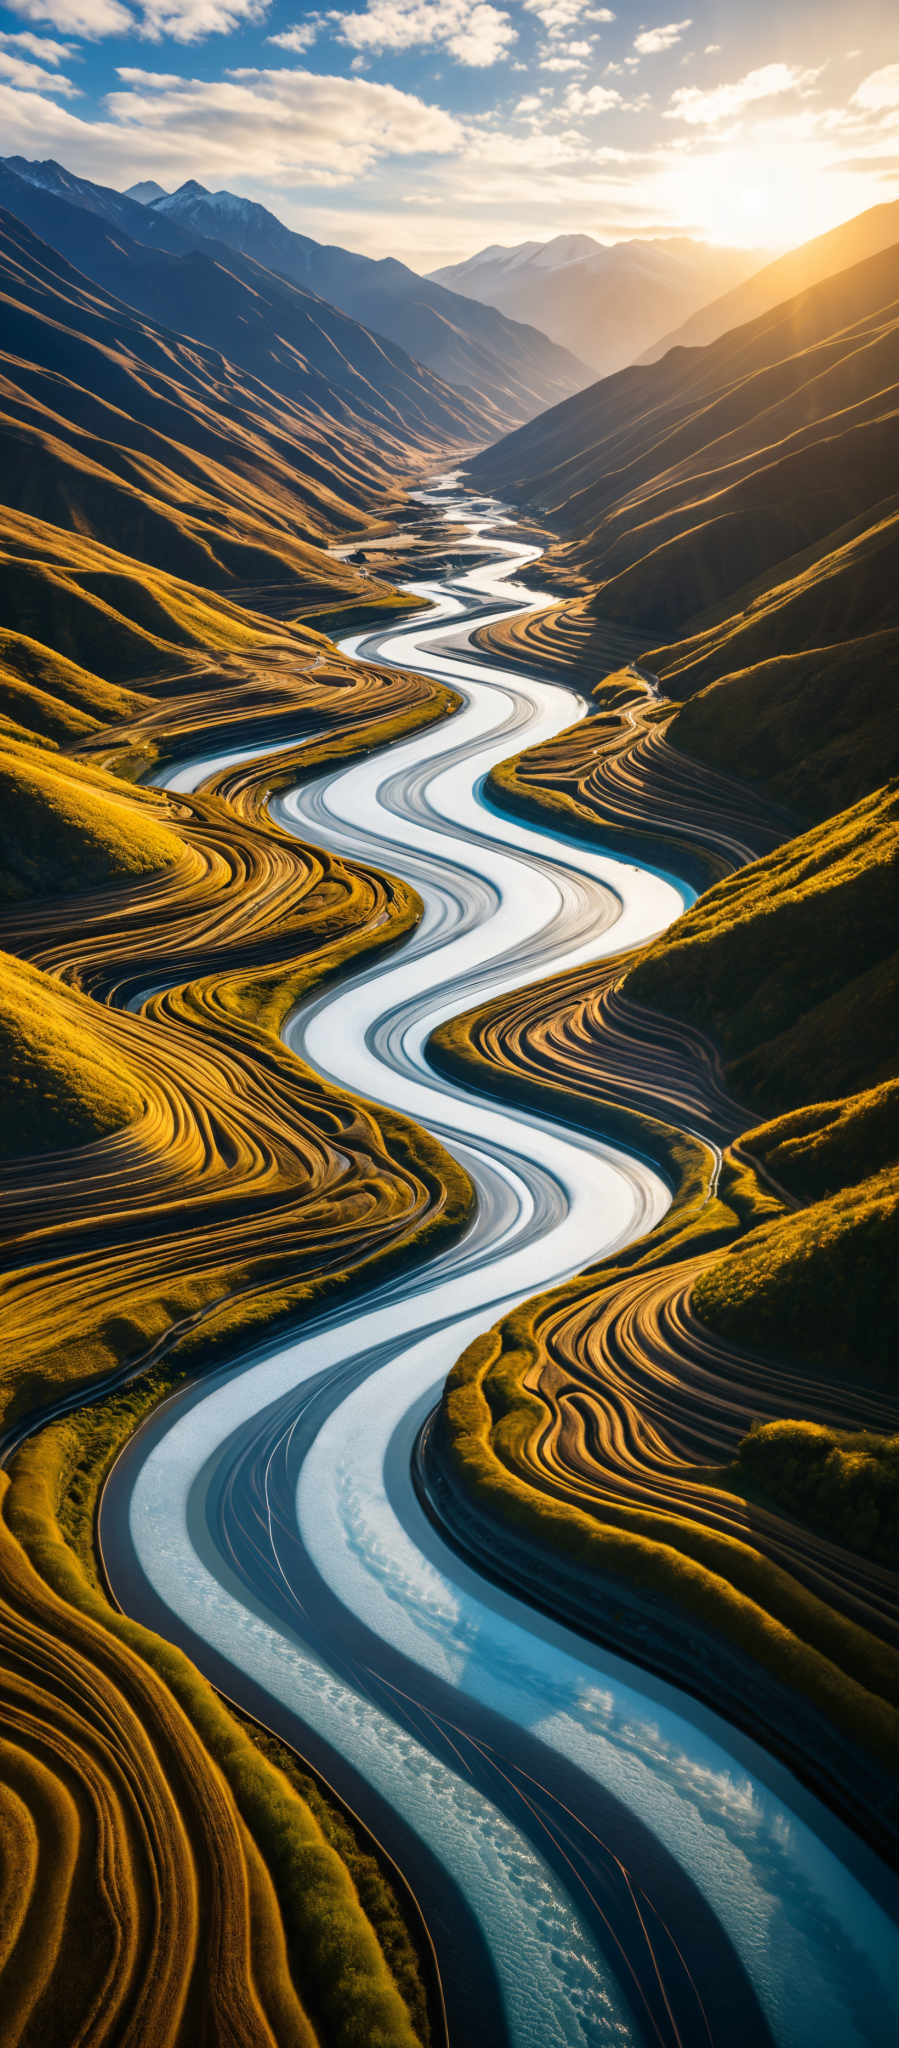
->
102, 483, 899, 2048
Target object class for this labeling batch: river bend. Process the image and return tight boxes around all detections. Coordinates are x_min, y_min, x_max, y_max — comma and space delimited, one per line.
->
102, 483, 899, 2048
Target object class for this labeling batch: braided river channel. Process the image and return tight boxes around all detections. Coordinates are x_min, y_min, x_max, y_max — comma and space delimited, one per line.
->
103, 480, 899, 2047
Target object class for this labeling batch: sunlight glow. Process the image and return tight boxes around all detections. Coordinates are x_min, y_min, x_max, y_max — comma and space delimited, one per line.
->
657, 142, 888, 249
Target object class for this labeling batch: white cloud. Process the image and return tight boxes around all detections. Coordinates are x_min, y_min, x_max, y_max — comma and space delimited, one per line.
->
0, 46, 77, 89
0, 26, 73, 57
540, 53, 585, 71
704, 42, 720, 54
667, 62, 819, 126
5, 0, 132, 33
335, 1, 516, 67
136, 0, 270, 39
524, 0, 613, 32
104, 65, 463, 178
514, 92, 542, 112
633, 19, 691, 56
566, 80, 622, 114
5, 0, 271, 36
268, 20, 320, 53
0, 63, 463, 194
852, 64, 899, 112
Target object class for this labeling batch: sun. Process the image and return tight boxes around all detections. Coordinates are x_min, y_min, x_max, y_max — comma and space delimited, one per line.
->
659, 143, 872, 250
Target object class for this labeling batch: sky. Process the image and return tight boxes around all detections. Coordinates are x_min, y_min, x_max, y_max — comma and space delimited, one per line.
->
0, 0, 897, 268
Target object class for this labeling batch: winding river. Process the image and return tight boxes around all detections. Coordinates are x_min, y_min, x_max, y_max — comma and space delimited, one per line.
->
103, 482, 899, 2048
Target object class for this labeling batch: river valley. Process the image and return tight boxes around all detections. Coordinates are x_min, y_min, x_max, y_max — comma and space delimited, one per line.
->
100, 481, 899, 2048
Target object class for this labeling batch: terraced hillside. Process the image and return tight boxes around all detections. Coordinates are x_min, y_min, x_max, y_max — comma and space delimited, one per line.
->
0, 580, 471, 2041
0, 183, 487, 2030
422, 216, 899, 1832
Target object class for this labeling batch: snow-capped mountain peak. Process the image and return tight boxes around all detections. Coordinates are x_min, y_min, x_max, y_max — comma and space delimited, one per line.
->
125, 180, 168, 206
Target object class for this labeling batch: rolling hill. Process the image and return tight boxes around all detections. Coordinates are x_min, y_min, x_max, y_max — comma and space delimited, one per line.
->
2, 157, 590, 430
430, 233, 760, 376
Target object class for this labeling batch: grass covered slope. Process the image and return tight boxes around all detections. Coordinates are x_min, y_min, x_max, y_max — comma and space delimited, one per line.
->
0, 739, 185, 900
423, 675, 898, 1825
0, 204, 404, 598
666, 625, 899, 819
695, 1163, 896, 1380
626, 782, 899, 1108
0, 476, 472, 2034
469, 226, 899, 816
0, 951, 142, 1155
0, 631, 147, 746
0, 744, 463, 2039
731, 1420, 899, 1571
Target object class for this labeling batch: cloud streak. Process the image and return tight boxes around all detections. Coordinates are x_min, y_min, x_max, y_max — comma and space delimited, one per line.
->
667, 62, 820, 127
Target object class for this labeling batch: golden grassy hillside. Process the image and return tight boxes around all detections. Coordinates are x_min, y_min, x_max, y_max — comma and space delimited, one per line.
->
469, 232, 899, 814
0, 501, 408, 772
0, 538, 469, 2041
0, 739, 186, 900
0, 630, 147, 746
666, 625, 899, 818
0, 951, 143, 1155
425, 682, 898, 1835
627, 783, 899, 1107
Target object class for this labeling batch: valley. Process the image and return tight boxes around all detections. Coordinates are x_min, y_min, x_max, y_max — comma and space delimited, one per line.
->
0, 97, 896, 2048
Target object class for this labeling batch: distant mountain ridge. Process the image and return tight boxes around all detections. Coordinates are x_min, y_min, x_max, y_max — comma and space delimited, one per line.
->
2, 158, 590, 429
138, 175, 591, 424
429, 232, 762, 376
0, 160, 501, 451
125, 180, 167, 206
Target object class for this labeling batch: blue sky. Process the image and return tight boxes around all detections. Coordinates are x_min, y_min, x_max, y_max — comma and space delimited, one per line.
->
0, 1, 897, 266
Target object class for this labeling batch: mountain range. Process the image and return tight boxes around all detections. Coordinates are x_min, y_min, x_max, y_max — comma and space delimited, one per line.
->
2, 161, 589, 431
469, 219, 899, 782
430, 232, 762, 376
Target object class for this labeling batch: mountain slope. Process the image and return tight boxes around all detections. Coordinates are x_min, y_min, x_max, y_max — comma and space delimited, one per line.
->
642, 197, 899, 362
0, 166, 494, 466
0, 201, 425, 622
469, 232, 899, 806
148, 176, 590, 421
431, 233, 760, 375
2, 157, 590, 428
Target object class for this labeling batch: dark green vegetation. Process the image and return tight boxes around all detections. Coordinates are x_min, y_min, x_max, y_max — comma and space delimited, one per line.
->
732, 1421, 899, 1571
2, 157, 589, 432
